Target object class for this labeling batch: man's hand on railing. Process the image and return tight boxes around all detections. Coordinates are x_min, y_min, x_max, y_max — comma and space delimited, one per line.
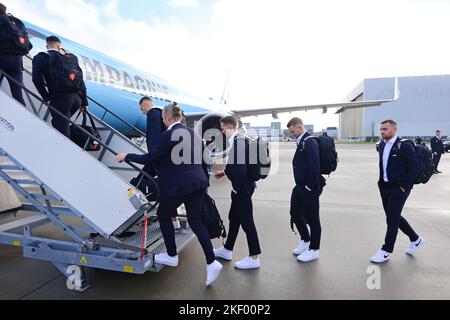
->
116, 153, 128, 163
80, 106, 88, 113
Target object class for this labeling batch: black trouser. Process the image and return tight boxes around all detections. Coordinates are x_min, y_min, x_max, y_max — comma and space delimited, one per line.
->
433, 153, 442, 171
224, 189, 262, 257
49, 93, 81, 138
290, 185, 322, 250
157, 189, 215, 265
379, 184, 419, 253
0, 54, 26, 106
142, 162, 177, 218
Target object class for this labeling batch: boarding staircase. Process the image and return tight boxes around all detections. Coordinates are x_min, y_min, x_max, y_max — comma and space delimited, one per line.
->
0, 63, 194, 291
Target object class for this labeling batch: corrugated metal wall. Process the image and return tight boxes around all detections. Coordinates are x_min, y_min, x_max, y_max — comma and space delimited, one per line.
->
339, 93, 364, 140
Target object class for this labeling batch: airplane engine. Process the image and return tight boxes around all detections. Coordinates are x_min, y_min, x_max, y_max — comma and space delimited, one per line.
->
194, 112, 234, 158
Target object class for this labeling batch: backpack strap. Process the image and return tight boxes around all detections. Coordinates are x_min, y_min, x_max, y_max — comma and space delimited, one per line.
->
398, 139, 414, 150
84, 111, 98, 132
7, 14, 16, 24
74, 110, 83, 123
299, 135, 316, 151
236, 134, 250, 143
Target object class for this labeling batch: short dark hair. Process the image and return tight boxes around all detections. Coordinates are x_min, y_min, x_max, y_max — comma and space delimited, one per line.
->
287, 117, 304, 128
46, 36, 62, 44
381, 119, 397, 127
139, 96, 153, 105
220, 116, 238, 128
0, 3, 6, 16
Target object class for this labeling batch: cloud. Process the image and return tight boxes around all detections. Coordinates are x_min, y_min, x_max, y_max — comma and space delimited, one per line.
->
5, 0, 212, 95
208, 0, 450, 127
167, 0, 199, 9
5, 0, 450, 129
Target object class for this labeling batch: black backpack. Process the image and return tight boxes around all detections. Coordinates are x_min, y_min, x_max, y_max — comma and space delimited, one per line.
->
399, 139, 434, 185
0, 14, 32, 55
246, 136, 271, 182
48, 50, 84, 93
303, 135, 338, 175
201, 194, 227, 240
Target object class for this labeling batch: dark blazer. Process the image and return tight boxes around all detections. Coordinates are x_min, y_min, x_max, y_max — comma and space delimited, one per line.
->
225, 134, 256, 194
126, 108, 166, 165
293, 132, 325, 190
147, 108, 166, 145
32, 51, 88, 106
140, 123, 209, 197
378, 138, 420, 191
431, 137, 445, 155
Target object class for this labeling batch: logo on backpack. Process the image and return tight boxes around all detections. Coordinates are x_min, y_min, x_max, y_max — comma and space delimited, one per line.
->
19, 36, 25, 45
69, 73, 76, 81
301, 135, 338, 175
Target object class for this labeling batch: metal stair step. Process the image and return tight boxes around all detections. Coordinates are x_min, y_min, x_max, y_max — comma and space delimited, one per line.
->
151, 230, 195, 255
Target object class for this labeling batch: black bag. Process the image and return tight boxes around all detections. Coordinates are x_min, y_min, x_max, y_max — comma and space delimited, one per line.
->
399, 139, 434, 185
130, 174, 159, 202
201, 194, 227, 240
0, 15, 32, 55
303, 135, 338, 175
48, 49, 84, 93
243, 136, 271, 182
130, 164, 159, 202
70, 111, 102, 151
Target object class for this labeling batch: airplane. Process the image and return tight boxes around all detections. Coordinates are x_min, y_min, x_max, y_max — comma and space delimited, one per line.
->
22, 20, 397, 147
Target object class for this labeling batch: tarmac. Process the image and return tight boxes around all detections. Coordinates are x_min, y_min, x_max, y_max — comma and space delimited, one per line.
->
1, 143, 449, 300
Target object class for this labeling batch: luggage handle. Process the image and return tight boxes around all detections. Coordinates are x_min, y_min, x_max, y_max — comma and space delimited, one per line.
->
73, 110, 99, 133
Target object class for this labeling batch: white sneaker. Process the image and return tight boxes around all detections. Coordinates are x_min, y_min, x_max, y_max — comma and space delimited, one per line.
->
406, 237, 425, 255
173, 219, 181, 230
234, 256, 261, 270
206, 260, 223, 286
297, 249, 319, 262
154, 252, 179, 267
214, 246, 233, 261
371, 250, 391, 264
293, 241, 310, 256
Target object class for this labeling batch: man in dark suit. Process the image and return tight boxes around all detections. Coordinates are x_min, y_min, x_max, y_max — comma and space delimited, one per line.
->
371, 120, 425, 264
141, 96, 166, 145
431, 129, 445, 174
287, 117, 326, 263
32, 36, 88, 138
0, 3, 27, 106
120, 96, 179, 229
213, 116, 262, 270
117, 103, 223, 287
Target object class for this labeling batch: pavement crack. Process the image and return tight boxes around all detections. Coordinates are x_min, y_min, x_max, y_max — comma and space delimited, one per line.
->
17, 274, 63, 300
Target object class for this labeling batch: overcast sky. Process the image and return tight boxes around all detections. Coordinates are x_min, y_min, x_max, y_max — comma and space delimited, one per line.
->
5, 0, 450, 130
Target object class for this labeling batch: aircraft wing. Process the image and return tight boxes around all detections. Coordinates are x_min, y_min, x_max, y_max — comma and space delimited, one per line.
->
232, 77, 400, 118
231, 99, 394, 118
